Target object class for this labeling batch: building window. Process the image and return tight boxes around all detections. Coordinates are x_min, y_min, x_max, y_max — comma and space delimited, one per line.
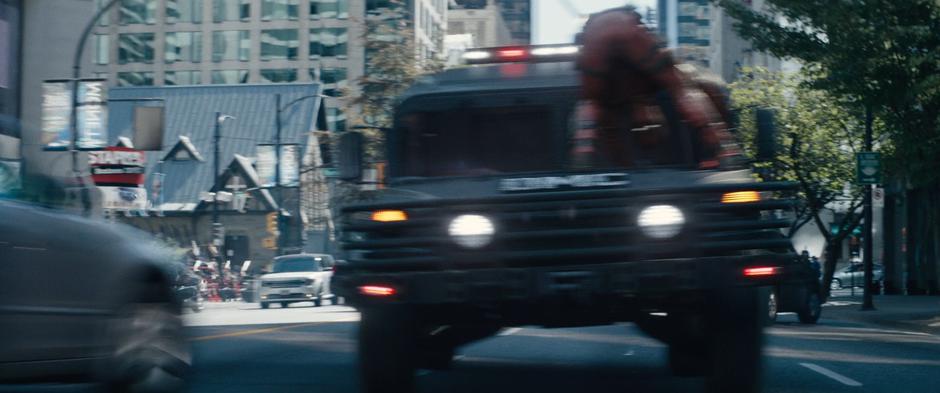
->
167, 0, 204, 23
118, 33, 155, 64
166, 32, 203, 63
311, 67, 346, 97
366, 0, 396, 14
120, 0, 157, 25
94, 35, 110, 65
211, 69, 250, 84
310, 0, 348, 19
260, 29, 299, 61
165, 71, 202, 85
260, 69, 298, 83
118, 72, 155, 86
213, 0, 251, 22
326, 107, 346, 131
212, 30, 251, 61
262, 0, 298, 20
309, 28, 347, 58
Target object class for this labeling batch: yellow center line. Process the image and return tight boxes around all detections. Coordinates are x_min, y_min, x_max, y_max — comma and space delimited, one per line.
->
189, 322, 323, 342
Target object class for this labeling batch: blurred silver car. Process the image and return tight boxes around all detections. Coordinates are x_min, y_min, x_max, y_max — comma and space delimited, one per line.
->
259, 253, 335, 308
831, 262, 885, 289
0, 178, 190, 392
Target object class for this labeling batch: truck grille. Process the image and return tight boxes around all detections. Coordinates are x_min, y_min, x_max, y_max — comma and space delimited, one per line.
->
340, 182, 796, 270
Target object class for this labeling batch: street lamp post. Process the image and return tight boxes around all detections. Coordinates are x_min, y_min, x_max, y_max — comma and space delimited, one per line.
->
213, 113, 235, 295
273, 93, 326, 255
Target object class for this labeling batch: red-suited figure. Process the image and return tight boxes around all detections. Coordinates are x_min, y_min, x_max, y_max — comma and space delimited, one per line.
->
574, 6, 736, 169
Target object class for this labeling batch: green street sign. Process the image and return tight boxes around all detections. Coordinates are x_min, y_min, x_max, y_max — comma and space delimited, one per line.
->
322, 167, 338, 178
856, 152, 882, 185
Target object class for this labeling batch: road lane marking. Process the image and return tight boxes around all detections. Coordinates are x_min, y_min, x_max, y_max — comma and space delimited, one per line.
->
499, 327, 521, 336
190, 322, 322, 341
799, 362, 863, 387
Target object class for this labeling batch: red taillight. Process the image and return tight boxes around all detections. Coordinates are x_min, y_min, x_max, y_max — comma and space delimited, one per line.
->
744, 267, 777, 276
497, 48, 526, 59
358, 285, 396, 297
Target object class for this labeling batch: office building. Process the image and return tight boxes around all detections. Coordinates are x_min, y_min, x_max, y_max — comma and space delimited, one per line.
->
448, 0, 511, 48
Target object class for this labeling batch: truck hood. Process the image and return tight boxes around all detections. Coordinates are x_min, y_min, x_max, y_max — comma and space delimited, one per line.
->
344, 169, 755, 206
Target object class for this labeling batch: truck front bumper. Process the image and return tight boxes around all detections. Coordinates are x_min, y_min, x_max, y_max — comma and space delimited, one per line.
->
335, 254, 794, 323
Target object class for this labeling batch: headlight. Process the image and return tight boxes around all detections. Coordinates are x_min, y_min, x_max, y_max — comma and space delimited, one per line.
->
448, 214, 495, 248
637, 205, 685, 239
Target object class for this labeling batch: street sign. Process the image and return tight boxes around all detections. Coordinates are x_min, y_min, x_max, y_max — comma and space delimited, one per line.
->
873, 187, 885, 208
262, 236, 277, 250
856, 152, 882, 185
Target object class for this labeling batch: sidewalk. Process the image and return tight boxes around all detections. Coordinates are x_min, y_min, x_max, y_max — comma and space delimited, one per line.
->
823, 294, 940, 335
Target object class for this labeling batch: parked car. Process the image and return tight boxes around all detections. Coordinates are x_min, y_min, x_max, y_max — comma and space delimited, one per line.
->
831, 263, 885, 290
259, 253, 336, 308
0, 176, 190, 392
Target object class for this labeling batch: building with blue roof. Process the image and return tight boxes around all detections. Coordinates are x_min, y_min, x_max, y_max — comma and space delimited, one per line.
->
107, 83, 331, 267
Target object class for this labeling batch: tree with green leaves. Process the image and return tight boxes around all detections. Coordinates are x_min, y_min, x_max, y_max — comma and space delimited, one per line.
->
729, 68, 888, 297
716, 0, 940, 294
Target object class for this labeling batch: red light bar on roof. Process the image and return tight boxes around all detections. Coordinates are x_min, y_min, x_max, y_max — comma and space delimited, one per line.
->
462, 45, 581, 65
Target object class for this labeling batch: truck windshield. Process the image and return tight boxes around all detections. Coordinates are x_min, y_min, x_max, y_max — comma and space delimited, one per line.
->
395, 99, 689, 178
272, 257, 320, 273
398, 106, 559, 177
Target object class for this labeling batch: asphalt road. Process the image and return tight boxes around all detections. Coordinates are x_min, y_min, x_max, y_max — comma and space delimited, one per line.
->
6, 302, 940, 393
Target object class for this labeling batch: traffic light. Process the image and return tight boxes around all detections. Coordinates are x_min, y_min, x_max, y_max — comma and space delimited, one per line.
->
266, 212, 278, 235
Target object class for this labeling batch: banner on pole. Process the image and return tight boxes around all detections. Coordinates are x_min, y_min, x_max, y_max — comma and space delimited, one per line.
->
279, 144, 300, 187
41, 80, 73, 151
76, 79, 107, 150
256, 144, 276, 188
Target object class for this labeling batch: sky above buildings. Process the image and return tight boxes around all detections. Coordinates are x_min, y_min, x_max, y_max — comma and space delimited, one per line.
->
532, 0, 657, 44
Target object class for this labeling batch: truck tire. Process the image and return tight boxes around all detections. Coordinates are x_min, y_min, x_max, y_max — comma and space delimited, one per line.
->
704, 287, 764, 393
797, 292, 822, 324
260, 302, 269, 309
359, 307, 417, 393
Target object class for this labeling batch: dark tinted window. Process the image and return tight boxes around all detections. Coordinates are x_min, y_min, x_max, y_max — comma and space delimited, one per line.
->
272, 257, 321, 272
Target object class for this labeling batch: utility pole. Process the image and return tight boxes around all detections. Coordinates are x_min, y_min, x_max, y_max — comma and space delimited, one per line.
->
213, 112, 224, 292
862, 105, 876, 311
275, 94, 284, 255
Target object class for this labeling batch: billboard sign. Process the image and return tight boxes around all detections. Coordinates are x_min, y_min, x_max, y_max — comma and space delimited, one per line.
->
99, 186, 148, 210
256, 144, 276, 188
76, 79, 107, 150
88, 146, 146, 186
41, 80, 72, 151
279, 144, 300, 187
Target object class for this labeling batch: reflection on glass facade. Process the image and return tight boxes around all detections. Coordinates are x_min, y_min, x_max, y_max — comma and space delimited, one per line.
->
309, 28, 347, 57
118, 33, 155, 64
165, 70, 202, 85
326, 107, 346, 131
310, 0, 348, 19
260, 69, 298, 83
261, 29, 299, 60
211, 69, 250, 84
166, 32, 203, 63
120, 0, 157, 25
94, 35, 109, 65
310, 67, 346, 96
262, 0, 299, 20
212, 30, 251, 61
118, 71, 155, 86
167, 0, 204, 23
213, 0, 251, 22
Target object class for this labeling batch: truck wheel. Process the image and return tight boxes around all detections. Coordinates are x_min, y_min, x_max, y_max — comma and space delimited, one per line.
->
359, 307, 417, 393
260, 302, 269, 309
280, 302, 289, 308
797, 292, 822, 324
704, 287, 764, 393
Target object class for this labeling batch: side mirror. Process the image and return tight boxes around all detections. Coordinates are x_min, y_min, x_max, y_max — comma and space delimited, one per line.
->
755, 108, 777, 161
338, 131, 364, 181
